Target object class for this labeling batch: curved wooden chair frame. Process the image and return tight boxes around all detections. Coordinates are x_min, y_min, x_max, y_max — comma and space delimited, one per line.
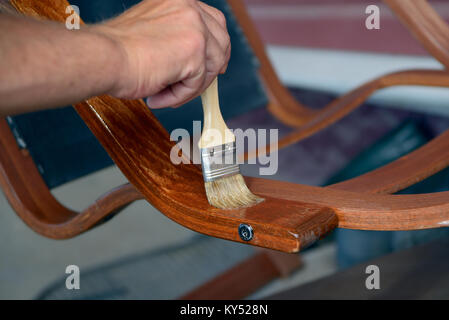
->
2, 0, 449, 253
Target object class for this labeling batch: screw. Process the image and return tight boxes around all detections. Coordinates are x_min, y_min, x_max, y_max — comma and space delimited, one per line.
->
238, 224, 253, 241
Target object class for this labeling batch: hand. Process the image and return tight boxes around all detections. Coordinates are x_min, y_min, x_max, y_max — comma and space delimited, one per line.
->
92, 0, 231, 108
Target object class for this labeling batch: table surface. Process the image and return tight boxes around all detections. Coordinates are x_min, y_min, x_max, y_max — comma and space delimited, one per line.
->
267, 236, 449, 299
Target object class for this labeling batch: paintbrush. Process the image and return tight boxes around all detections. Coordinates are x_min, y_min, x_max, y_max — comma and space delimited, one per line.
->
199, 77, 264, 209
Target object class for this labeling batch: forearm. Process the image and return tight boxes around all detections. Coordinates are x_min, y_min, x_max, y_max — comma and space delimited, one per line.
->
0, 13, 123, 115
0, 0, 231, 114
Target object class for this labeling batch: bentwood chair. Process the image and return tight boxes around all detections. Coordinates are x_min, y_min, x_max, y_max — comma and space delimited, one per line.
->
2, 0, 449, 298
0, 0, 302, 299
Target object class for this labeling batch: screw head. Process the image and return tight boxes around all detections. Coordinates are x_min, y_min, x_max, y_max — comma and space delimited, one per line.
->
238, 224, 253, 241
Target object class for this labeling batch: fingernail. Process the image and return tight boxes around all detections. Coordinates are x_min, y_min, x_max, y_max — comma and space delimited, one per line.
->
145, 97, 152, 108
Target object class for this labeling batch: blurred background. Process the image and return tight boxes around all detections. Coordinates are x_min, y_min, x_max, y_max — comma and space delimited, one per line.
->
2, 0, 449, 299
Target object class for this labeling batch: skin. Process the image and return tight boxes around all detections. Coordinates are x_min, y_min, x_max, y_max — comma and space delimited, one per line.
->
0, 0, 231, 116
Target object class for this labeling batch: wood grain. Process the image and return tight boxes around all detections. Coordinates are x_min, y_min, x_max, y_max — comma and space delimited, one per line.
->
75, 93, 449, 249
227, 0, 315, 127
76, 97, 338, 253
248, 178, 449, 231
244, 70, 449, 161
329, 128, 449, 194
385, 0, 449, 70
3, 0, 449, 254
231, 0, 449, 163
0, 118, 143, 238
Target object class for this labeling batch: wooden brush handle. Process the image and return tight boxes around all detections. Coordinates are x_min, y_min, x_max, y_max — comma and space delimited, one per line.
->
198, 77, 235, 149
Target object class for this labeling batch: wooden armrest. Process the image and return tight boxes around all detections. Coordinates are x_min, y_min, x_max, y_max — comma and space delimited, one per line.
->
330, 128, 449, 194
230, 0, 449, 131
250, 178, 449, 232
0, 117, 144, 238
8, 0, 449, 252
385, 0, 449, 70
226, 0, 315, 127
72, 94, 449, 252
75, 97, 337, 253
244, 70, 449, 161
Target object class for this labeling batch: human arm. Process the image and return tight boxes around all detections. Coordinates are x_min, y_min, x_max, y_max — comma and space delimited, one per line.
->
0, 0, 230, 115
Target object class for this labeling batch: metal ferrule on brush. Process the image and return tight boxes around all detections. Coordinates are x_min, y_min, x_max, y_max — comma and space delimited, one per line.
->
200, 142, 240, 182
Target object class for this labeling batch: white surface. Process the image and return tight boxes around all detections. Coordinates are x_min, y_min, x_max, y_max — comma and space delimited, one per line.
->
0, 166, 195, 299
267, 46, 449, 116
249, 243, 337, 299
0, 164, 337, 299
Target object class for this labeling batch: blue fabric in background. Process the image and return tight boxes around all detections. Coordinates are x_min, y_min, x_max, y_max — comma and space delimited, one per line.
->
7, 0, 267, 188
327, 120, 449, 269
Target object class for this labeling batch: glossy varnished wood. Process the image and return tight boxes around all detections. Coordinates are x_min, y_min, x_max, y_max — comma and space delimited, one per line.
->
244, 70, 449, 161
76, 96, 337, 252
0, 1, 145, 240
230, 0, 449, 160
6, 86, 449, 238
74, 94, 449, 245
227, 0, 315, 127
329, 128, 449, 194
385, 0, 449, 69
0, 118, 143, 238
248, 178, 449, 231
5, 0, 338, 252
233, 0, 449, 195
77, 95, 449, 238
2, 0, 305, 300
4, 0, 449, 254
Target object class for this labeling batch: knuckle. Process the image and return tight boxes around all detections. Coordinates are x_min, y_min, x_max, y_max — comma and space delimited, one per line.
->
176, 0, 192, 5
219, 52, 227, 68
224, 33, 230, 48
185, 29, 206, 54
215, 9, 227, 28
182, 33, 206, 71
182, 6, 202, 24
197, 66, 207, 83
210, 53, 226, 74
224, 46, 231, 63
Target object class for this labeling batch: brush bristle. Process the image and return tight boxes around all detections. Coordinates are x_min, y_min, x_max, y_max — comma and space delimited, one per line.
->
204, 174, 264, 209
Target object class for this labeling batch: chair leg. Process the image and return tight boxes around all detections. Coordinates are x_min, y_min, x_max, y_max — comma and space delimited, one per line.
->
179, 250, 302, 300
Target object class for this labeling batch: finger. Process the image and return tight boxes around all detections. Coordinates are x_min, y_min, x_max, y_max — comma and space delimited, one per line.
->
147, 83, 193, 109
197, 1, 227, 29
147, 68, 206, 108
220, 43, 231, 74
196, 15, 229, 76
204, 34, 228, 76
197, 3, 230, 54
196, 5, 230, 74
